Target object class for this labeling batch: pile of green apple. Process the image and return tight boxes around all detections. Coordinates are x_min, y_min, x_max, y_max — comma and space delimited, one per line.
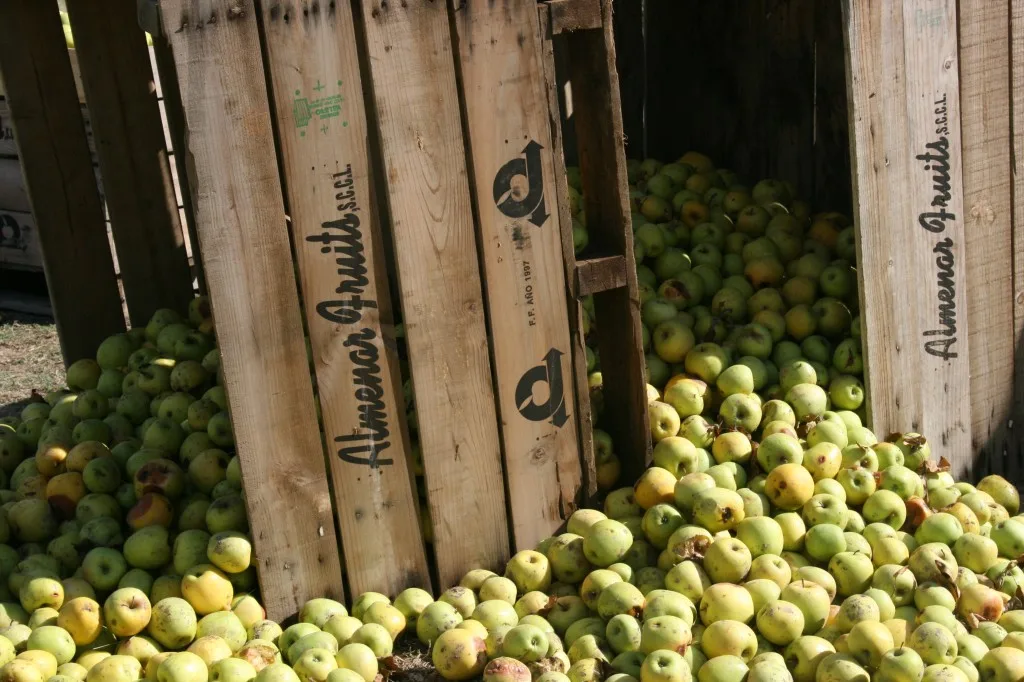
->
0, 301, 282, 682
571, 153, 864, 491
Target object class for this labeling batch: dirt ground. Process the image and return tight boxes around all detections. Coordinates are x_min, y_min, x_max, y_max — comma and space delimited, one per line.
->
0, 311, 65, 418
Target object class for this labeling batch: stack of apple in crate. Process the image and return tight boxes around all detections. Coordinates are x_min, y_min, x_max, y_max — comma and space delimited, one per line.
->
0, 150, 1021, 682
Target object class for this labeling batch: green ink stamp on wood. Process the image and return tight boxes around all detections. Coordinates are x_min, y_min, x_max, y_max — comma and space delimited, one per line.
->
293, 80, 346, 131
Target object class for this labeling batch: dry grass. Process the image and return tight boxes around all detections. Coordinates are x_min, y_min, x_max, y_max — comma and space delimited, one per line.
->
0, 312, 65, 418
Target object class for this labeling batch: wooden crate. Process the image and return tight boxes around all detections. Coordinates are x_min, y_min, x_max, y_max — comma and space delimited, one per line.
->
612, 0, 1024, 483
127, 0, 641, 621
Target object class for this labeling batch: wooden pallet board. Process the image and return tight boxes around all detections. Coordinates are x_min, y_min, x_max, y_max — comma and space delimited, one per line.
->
0, 0, 125, 362
66, 0, 193, 326
958, 0, 1014, 478
1011, 1, 1024, 486
157, 0, 343, 621
560, 0, 650, 480
451, 0, 582, 550
259, 0, 431, 597
844, 0, 973, 475
356, 0, 510, 586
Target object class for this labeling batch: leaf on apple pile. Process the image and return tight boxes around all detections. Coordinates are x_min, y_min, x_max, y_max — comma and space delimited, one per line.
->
885, 432, 904, 443
921, 458, 950, 474
673, 535, 710, 561
537, 594, 558, 617
28, 389, 45, 403
933, 560, 960, 602
1006, 585, 1024, 612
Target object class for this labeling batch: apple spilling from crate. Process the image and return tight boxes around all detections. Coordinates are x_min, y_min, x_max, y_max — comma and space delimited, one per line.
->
0, 158, 1022, 682
572, 152, 864, 492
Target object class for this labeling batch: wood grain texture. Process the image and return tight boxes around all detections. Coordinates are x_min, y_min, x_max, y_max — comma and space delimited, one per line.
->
576, 255, 628, 296
0, 158, 30, 212
451, 0, 582, 551
958, 0, 1014, 478
356, 0, 509, 586
0, 100, 97, 159
549, 0, 602, 34
564, 0, 650, 479
1010, 0, 1024, 487
538, 5, 596, 499
259, 0, 431, 596
0, 0, 125, 362
158, 0, 343, 621
66, 0, 193, 326
843, 0, 972, 475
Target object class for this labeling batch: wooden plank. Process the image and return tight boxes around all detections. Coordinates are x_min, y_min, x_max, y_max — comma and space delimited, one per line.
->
0, 210, 42, 270
0, 101, 96, 159
157, 0, 343, 620
452, 0, 582, 550
356, 0, 509, 584
538, 6, 596, 499
0, 159, 30, 212
548, 0, 602, 34
843, 0, 972, 475
66, 0, 193, 326
0, 1, 124, 362
150, 39, 205, 294
562, 0, 650, 479
1010, 0, 1024, 487
259, 0, 431, 596
576, 255, 628, 297
958, 0, 1014, 479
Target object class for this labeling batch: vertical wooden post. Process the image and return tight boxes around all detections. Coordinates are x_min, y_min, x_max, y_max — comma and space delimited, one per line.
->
257, 0, 431, 597
450, 0, 583, 550
158, 0, 343, 621
958, 0, 1014, 478
561, 0, 651, 479
65, 0, 194, 326
354, 0, 510, 585
0, 0, 125, 362
843, 0, 972, 475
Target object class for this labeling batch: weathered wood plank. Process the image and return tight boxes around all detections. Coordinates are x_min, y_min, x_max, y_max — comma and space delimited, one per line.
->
66, 0, 193, 326
0, 0, 124, 362
1009, 0, 1024, 487
843, 0, 972, 475
356, 0, 510, 585
958, 0, 1014, 478
452, 0, 582, 550
548, 0, 602, 34
158, 0, 344, 621
576, 255, 628, 297
563, 0, 650, 479
259, 0, 431, 596
538, 5, 597, 498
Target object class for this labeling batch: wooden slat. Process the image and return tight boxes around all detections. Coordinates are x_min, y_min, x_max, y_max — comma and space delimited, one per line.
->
150, 39, 205, 294
157, 0, 343, 621
66, 0, 193, 325
548, 0, 602, 34
0, 0, 124, 362
576, 255, 628, 297
356, 0, 509, 585
843, 0, 972, 475
958, 0, 1014, 478
0, 210, 42, 270
563, 0, 650, 479
259, 0, 431, 596
1010, 0, 1024, 487
538, 6, 597, 499
452, 0, 583, 550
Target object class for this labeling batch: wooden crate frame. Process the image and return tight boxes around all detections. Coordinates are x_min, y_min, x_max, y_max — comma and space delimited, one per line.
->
0, 0, 648, 620
612, 0, 1024, 483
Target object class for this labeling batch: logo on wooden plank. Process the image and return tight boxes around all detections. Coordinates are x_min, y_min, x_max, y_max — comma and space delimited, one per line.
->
516, 348, 568, 428
308, 165, 394, 468
493, 140, 549, 227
